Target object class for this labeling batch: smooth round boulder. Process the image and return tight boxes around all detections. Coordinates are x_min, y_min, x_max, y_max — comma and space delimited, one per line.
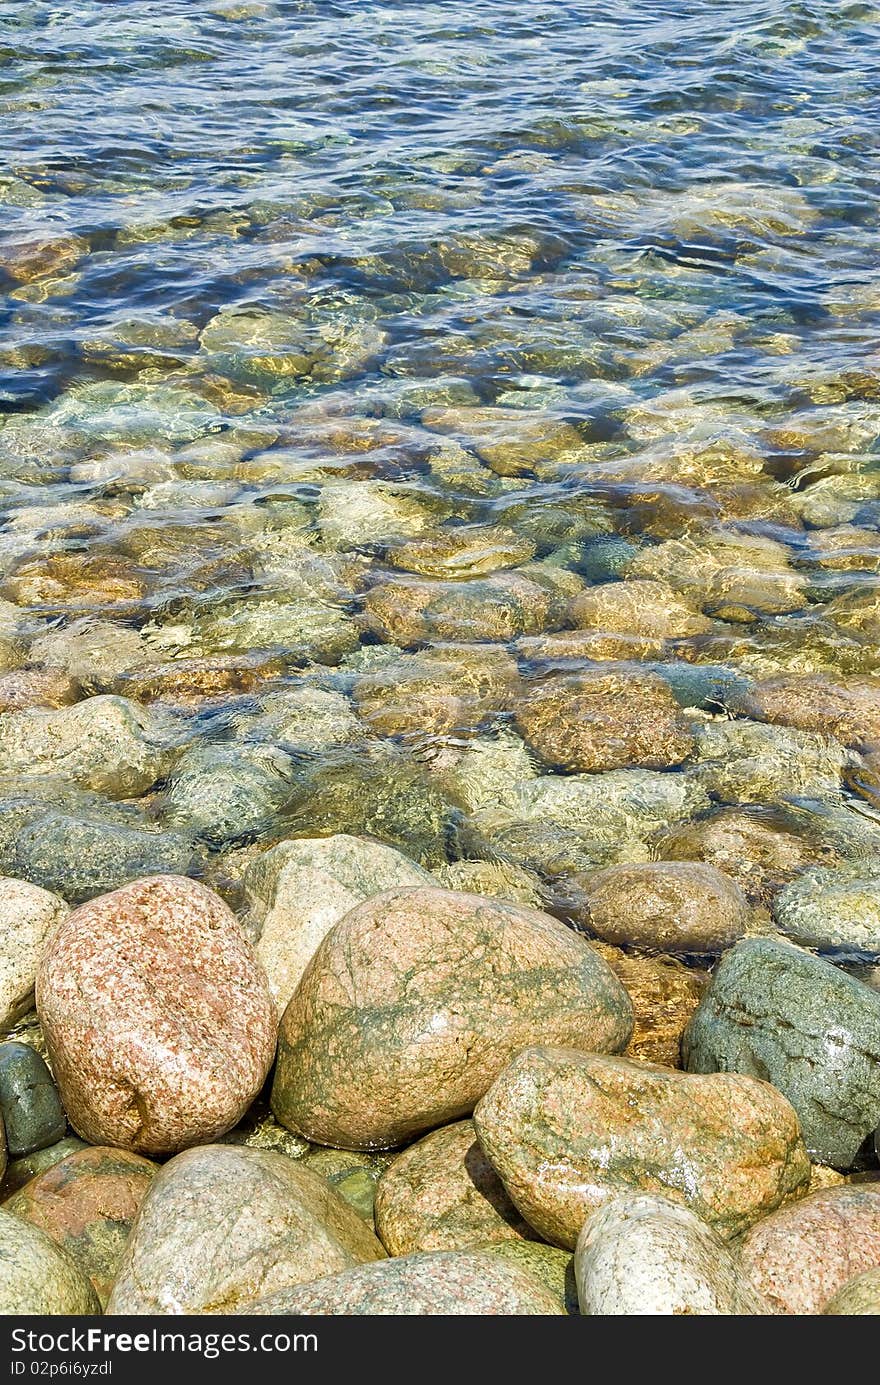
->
0, 1207, 99, 1314
0, 1042, 66, 1156
683, 937, 880, 1168
5, 1146, 157, 1307
824, 1267, 880, 1315
36, 876, 277, 1155
374, 1119, 534, 1256
106, 1144, 385, 1315
582, 861, 750, 954
574, 1193, 770, 1315
245, 835, 434, 1015
233, 1249, 563, 1315
0, 878, 67, 1030
739, 1185, 880, 1315
473, 1047, 809, 1249
271, 887, 633, 1149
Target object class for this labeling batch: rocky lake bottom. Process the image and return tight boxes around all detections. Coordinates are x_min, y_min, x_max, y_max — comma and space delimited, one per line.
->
0, 0, 879, 1317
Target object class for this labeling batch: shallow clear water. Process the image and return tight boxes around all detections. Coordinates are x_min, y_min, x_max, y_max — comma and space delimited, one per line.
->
2, 0, 880, 930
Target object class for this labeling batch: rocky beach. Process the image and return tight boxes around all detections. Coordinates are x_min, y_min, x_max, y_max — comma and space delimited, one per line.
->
0, 0, 879, 1318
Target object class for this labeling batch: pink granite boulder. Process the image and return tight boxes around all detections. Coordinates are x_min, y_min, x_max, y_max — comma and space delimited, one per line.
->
36, 875, 277, 1156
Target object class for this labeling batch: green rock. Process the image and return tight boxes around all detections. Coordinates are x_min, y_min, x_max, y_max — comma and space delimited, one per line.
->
683, 937, 880, 1168
0, 1043, 65, 1157
477, 1238, 578, 1314
1, 1136, 87, 1198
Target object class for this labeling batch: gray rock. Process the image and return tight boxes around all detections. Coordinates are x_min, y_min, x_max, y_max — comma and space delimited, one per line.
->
0, 1043, 66, 1157
574, 1193, 770, 1315
683, 936, 880, 1168
772, 865, 880, 958
0, 793, 196, 905
233, 1249, 564, 1315
164, 743, 297, 846
0, 1207, 99, 1314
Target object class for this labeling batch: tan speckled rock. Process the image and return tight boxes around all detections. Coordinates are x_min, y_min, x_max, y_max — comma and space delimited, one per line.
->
0, 878, 68, 1031
574, 1194, 770, 1316
824, 1267, 880, 1315
582, 861, 750, 954
106, 1144, 385, 1315
245, 835, 434, 1016
474, 1047, 809, 1248
271, 887, 633, 1150
515, 670, 694, 773
352, 645, 520, 739
0, 695, 176, 797
738, 1184, 880, 1315
570, 579, 711, 640
375, 1119, 534, 1256
590, 942, 708, 1068
0, 1206, 99, 1314
233, 1248, 564, 1315
5, 1146, 157, 1307
36, 876, 277, 1155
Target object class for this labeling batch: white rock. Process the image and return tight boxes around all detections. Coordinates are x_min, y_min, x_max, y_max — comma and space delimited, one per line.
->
0, 877, 68, 1030
246, 834, 434, 1015
575, 1194, 770, 1316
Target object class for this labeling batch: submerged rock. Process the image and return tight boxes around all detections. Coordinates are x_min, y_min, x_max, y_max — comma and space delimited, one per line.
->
0, 695, 179, 797
581, 861, 750, 955
771, 865, 880, 958
515, 669, 695, 773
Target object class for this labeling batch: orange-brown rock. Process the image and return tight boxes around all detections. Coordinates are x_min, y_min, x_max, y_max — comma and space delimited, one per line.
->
362, 573, 563, 646
0, 669, 78, 712
374, 1120, 534, 1256
740, 673, 880, 748
5, 1146, 157, 1307
581, 861, 750, 954
515, 669, 695, 772
473, 1047, 810, 1248
656, 807, 834, 906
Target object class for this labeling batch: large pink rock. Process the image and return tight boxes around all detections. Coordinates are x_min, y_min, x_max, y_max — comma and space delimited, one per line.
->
36, 876, 277, 1155
739, 1184, 880, 1314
